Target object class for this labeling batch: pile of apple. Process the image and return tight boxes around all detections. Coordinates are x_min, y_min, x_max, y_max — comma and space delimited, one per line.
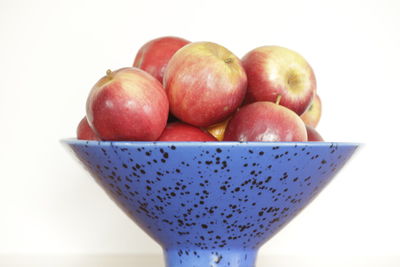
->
77, 36, 323, 142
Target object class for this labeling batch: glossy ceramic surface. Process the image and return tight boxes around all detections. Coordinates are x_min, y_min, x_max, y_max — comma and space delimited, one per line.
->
63, 140, 358, 267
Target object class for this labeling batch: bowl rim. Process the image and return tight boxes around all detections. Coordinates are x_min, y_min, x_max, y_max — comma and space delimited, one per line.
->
61, 138, 361, 148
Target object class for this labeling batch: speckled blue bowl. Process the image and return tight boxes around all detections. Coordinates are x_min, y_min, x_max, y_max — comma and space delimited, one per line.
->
63, 140, 358, 267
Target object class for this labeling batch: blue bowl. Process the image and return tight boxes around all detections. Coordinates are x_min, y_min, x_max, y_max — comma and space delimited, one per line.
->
63, 140, 359, 267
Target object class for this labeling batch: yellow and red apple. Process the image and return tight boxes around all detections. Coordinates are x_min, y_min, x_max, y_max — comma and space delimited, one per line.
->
77, 116, 99, 140
306, 125, 324, 141
133, 36, 190, 83
86, 67, 169, 141
301, 94, 322, 128
242, 46, 316, 115
164, 42, 247, 127
157, 122, 217, 141
224, 102, 307, 142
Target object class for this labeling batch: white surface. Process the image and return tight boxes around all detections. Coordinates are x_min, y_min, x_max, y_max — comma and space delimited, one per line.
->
1, 254, 399, 267
0, 0, 399, 265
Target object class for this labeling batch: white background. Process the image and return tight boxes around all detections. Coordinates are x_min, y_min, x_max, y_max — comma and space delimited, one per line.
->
1, 0, 399, 265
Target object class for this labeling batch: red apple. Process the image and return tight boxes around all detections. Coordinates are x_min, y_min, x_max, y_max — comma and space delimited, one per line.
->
164, 42, 247, 127
242, 46, 316, 115
223, 101, 307, 142
133, 36, 190, 83
157, 122, 217, 141
306, 125, 324, 141
301, 94, 321, 128
86, 67, 169, 141
77, 116, 99, 140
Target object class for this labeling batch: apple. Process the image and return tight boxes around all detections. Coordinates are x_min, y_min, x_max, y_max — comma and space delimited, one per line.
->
77, 116, 99, 140
164, 42, 247, 127
306, 125, 324, 141
207, 116, 231, 141
301, 94, 321, 128
242, 46, 316, 115
133, 36, 190, 83
157, 122, 217, 141
86, 67, 169, 141
223, 101, 307, 142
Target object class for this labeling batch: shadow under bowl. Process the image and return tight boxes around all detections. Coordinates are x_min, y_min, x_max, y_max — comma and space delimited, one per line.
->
63, 140, 359, 267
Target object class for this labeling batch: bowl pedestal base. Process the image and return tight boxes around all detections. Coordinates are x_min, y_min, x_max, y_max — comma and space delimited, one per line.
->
164, 248, 257, 267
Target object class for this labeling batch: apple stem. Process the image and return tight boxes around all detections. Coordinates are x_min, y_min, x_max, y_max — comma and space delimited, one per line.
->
224, 58, 233, 64
275, 94, 282, 105
106, 69, 112, 78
